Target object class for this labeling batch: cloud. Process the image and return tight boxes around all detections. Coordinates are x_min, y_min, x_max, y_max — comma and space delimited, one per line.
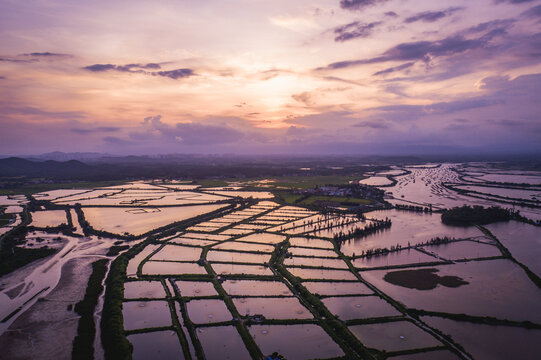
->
404, 7, 463, 24
353, 120, 389, 128
143, 115, 244, 145
21, 52, 72, 58
373, 62, 414, 76
83, 63, 194, 79
292, 92, 314, 106
319, 29, 504, 70
71, 126, 120, 134
2, 106, 86, 120
340, 0, 389, 11
521, 4, 541, 19
153, 68, 194, 79
334, 21, 382, 42
84, 64, 116, 72
385, 11, 398, 17
495, 0, 536, 4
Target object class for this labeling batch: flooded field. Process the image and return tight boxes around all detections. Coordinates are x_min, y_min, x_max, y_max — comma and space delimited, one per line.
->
1, 167, 540, 359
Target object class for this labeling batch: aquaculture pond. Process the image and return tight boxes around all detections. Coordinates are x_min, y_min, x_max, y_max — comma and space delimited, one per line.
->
4, 172, 540, 359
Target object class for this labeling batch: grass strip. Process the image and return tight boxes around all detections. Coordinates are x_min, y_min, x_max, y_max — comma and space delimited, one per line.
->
72, 259, 109, 360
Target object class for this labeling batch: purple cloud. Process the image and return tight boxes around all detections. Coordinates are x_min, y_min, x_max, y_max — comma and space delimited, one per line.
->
334, 21, 382, 42
373, 62, 414, 76
340, 0, 389, 11
320, 29, 504, 70
71, 126, 120, 134
353, 120, 389, 129
521, 4, 541, 19
84, 64, 116, 72
2, 106, 86, 120
153, 68, 193, 79
404, 7, 463, 24
22, 52, 72, 58
83, 63, 194, 80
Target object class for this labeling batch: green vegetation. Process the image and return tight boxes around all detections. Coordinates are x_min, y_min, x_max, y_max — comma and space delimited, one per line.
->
107, 245, 130, 256
300, 195, 371, 206
0, 246, 56, 277
72, 259, 109, 360
0, 209, 15, 226
441, 205, 517, 225
383, 268, 469, 290
0, 209, 57, 276
101, 240, 150, 360
197, 174, 361, 190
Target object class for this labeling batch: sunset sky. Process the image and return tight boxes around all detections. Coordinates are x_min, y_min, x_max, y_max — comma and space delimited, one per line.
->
1, 0, 541, 155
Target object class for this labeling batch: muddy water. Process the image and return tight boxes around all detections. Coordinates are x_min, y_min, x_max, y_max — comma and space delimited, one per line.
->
0, 234, 113, 335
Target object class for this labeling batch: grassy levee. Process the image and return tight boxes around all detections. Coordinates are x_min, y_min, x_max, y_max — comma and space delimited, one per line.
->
100, 200, 256, 359
477, 225, 541, 289
409, 309, 541, 329
270, 240, 377, 360
161, 279, 193, 360
72, 259, 109, 360
100, 241, 144, 360
202, 256, 264, 359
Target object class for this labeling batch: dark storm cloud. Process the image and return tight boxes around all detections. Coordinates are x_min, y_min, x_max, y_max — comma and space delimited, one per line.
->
521, 4, 541, 19
71, 126, 120, 134
340, 0, 389, 11
83, 63, 194, 79
404, 7, 463, 24
373, 62, 414, 76
319, 30, 503, 70
334, 21, 382, 42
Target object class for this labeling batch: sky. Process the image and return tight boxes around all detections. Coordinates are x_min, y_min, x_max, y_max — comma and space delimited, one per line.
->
1, 0, 541, 155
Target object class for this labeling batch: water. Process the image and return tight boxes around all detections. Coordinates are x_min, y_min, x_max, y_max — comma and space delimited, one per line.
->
322, 295, 401, 320
185, 299, 232, 324
122, 300, 172, 330
362, 259, 541, 323
248, 324, 344, 360
232, 297, 312, 319
349, 321, 442, 352
197, 326, 251, 360
128, 330, 185, 360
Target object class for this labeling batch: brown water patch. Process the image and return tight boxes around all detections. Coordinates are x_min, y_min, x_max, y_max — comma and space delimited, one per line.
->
384, 268, 469, 290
